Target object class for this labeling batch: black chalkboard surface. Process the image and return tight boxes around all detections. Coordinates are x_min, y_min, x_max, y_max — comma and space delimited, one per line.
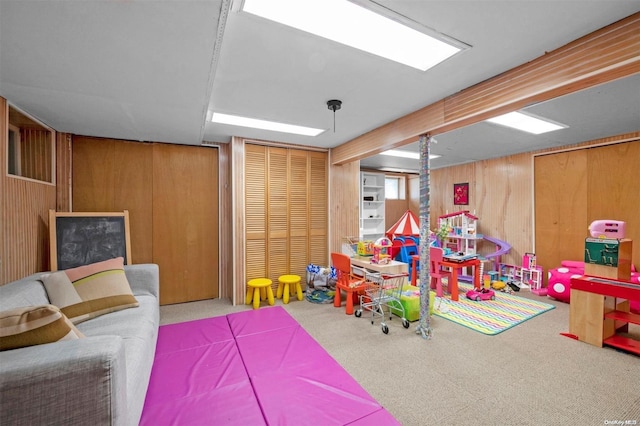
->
49, 210, 132, 271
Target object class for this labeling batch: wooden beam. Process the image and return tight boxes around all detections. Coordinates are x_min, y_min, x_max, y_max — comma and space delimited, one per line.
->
331, 12, 640, 165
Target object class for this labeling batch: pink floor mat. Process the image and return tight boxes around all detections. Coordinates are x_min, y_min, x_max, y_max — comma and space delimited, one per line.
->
140, 306, 398, 425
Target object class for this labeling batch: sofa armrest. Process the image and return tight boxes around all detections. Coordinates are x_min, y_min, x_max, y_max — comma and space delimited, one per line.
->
0, 335, 128, 426
125, 263, 160, 299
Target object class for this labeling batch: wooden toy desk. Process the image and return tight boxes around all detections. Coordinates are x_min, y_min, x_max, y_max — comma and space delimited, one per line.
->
569, 275, 640, 355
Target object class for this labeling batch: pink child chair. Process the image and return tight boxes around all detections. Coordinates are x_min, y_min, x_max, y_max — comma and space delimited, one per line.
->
430, 246, 452, 297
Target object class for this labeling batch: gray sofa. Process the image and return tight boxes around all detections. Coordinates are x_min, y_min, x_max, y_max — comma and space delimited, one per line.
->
0, 264, 160, 426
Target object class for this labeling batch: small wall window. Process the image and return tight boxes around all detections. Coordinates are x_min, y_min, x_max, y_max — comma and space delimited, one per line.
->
385, 176, 405, 200
7, 105, 55, 184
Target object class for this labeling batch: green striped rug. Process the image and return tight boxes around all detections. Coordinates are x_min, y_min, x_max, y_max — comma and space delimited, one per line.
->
433, 283, 555, 335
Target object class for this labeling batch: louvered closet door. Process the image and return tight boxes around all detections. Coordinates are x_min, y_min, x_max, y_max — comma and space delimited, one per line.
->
309, 152, 328, 266
245, 145, 268, 280
244, 144, 328, 291
289, 150, 309, 276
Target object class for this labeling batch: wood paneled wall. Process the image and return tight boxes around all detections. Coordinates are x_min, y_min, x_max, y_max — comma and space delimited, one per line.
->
55, 132, 72, 212
72, 137, 219, 305
72, 137, 154, 264
19, 128, 53, 182
424, 135, 640, 278
328, 158, 360, 254
1, 97, 57, 284
204, 141, 232, 300
535, 138, 640, 279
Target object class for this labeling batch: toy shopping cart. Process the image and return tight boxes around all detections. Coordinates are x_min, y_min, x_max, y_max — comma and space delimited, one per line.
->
355, 271, 410, 334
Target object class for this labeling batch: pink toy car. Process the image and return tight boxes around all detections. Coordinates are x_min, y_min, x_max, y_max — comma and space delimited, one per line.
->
466, 288, 496, 301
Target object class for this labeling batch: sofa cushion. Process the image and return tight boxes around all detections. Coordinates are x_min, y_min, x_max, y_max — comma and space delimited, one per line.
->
0, 305, 84, 351
42, 257, 139, 324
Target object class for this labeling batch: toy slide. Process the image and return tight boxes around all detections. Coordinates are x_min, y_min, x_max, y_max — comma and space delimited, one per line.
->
482, 235, 512, 259
458, 235, 511, 283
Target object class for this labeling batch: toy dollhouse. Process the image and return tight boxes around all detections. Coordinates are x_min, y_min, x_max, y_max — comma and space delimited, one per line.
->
499, 253, 544, 293
438, 210, 482, 255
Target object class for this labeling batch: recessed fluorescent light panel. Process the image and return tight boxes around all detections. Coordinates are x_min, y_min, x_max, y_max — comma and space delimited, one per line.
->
381, 149, 440, 160
486, 111, 568, 134
240, 0, 463, 71
211, 113, 325, 137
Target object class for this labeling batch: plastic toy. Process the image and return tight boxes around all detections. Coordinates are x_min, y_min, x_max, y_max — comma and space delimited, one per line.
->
588, 220, 626, 239
371, 237, 392, 264
466, 288, 496, 301
357, 240, 374, 256
491, 280, 506, 290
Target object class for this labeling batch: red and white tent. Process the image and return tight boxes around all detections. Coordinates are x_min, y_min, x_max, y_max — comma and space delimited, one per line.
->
386, 210, 420, 239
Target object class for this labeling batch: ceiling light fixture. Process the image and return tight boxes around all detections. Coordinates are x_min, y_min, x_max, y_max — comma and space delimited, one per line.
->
380, 149, 440, 160
240, 0, 464, 71
486, 111, 568, 134
211, 112, 324, 136
327, 99, 342, 132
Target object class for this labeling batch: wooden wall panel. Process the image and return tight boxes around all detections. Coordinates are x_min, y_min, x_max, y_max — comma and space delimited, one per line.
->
535, 150, 588, 281
210, 142, 232, 300
1, 97, 57, 284
0, 98, 5, 282
328, 158, 360, 254
152, 144, 218, 304
0, 96, 6, 285
430, 164, 476, 223
408, 175, 419, 217
73, 138, 218, 304
72, 137, 115, 211
113, 141, 153, 263
231, 137, 246, 305
72, 137, 153, 264
386, 199, 410, 231
422, 137, 639, 285
20, 128, 52, 182
586, 142, 640, 269
56, 132, 72, 212
474, 154, 533, 265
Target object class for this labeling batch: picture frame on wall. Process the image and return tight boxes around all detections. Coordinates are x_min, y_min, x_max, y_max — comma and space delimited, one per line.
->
453, 182, 469, 205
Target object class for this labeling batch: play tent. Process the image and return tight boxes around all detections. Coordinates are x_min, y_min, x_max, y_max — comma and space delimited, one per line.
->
386, 210, 420, 239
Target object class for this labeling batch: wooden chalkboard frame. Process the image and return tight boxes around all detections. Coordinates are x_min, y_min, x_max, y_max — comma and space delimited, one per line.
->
49, 210, 132, 271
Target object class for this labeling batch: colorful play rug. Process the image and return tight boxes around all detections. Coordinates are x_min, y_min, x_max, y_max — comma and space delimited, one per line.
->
433, 283, 555, 335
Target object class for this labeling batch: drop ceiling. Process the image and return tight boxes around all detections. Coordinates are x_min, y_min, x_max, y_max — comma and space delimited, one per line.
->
1, 1, 638, 170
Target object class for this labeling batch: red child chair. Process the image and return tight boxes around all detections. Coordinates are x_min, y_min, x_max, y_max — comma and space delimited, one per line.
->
331, 252, 367, 315
430, 246, 452, 297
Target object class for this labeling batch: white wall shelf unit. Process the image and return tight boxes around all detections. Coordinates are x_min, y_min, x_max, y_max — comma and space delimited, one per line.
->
360, 171, 385, 241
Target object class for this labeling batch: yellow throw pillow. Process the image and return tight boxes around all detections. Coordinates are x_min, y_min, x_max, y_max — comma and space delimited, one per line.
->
0, 305, 84, 352
42, 257, 139, 324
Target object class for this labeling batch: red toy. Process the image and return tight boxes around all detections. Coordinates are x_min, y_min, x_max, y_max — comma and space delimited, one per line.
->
466, 288, 496, 301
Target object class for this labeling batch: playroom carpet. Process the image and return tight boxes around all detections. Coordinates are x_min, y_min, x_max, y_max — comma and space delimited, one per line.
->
433, 283, 555, 335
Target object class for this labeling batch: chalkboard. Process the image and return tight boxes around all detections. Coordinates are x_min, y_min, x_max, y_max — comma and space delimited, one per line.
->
49, 210, 132, 271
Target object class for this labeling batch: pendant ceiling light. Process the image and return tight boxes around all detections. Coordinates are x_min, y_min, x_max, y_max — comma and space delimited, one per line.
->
327, 99, 342, 132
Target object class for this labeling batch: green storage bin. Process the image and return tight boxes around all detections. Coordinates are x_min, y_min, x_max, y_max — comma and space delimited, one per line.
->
388, 285, 435, 321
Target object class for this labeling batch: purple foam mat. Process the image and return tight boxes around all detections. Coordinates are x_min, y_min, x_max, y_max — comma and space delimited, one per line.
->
251, 373, 382, 425
140, 381, 265, 426
227, 306, 298, 337
346, 408, 401, 425
236, 325, 370, 392
155, 315, 234, 355
144, 341, 249, 405
142, 306, 399, 425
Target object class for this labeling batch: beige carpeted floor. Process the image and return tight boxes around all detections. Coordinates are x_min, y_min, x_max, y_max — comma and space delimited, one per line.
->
160, 290, 640, 426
